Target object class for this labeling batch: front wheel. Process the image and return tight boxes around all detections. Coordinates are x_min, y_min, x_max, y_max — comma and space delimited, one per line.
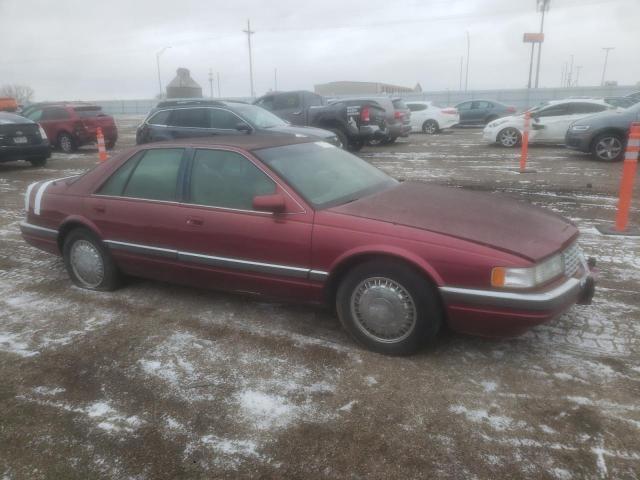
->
58, 132, 77, 153
422, 120, 439, 134
63, 228, 120, 291
497, 127, 521, 147
591, 134, 624, 162
336, 260, 442, 355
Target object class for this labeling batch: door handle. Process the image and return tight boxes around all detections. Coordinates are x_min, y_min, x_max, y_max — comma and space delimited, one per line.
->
186, 217, 203, 226
94, 205, 106, 214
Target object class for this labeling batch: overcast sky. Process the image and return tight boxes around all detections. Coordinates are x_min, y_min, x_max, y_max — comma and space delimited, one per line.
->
1, 0, 638, 101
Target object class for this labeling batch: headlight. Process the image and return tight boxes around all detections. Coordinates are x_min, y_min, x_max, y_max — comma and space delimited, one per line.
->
38, 125, 48, 140
491, 253, 564, 289
487, 119, 508, 128
571, 125, 590, 132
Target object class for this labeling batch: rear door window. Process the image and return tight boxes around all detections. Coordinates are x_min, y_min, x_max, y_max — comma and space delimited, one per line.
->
568, 103, 607, 115
168, 108, 210, 128
407, 103, 426, 112
120, 149, 184, 201
41, 107, 71, 120
456, 102, 472, 111
73, 106, 104, 118
537, 104, 569, 117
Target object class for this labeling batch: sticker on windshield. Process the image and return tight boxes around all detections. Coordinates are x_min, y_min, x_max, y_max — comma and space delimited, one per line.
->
314, 141, 334, 148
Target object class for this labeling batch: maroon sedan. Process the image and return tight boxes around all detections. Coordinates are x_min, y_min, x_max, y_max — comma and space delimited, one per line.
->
20, 135, 595, 355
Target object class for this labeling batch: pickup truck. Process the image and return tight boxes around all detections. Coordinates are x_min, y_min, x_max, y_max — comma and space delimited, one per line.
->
254, 90, 386, 151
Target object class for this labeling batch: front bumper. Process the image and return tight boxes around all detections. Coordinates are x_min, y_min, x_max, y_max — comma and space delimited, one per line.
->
0, 142, 51, 163
564, 131, 592, 152
440, 270, 596, 337
358, 124, 382, 138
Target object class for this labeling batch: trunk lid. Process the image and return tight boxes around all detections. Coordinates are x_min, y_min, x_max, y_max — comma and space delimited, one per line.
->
329, 181, 578, 261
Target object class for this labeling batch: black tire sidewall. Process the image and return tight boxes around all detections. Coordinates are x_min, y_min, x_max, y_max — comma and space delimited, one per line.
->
63, 228, 120, 291
336, 260, 442, 355
422, 120, 439, 134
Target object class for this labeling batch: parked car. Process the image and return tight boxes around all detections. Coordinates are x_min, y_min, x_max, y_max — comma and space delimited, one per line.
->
455, 100, 517, 126
22, 103, 117, 153
0, 97, 18, 112
254, 90, 386, 151
624, 91, 640, 103
483, 99, 613, 147
565, 100, 640, 162
604, 96, 637, 109
135, 99, 340, 147
405, 101, 459, 134
0, 111, 50, 166
331, 96, 411, 146
20, 134, 595, 355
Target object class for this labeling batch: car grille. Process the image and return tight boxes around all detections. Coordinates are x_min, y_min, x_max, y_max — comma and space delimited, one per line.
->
563, 243, 583, 278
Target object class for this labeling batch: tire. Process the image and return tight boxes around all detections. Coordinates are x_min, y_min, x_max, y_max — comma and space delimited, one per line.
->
497, 127, 521, 147
422, 119, 439, 134
591, 133, 624, 162
105, 140, 116, 150
347, 139, 364, 152
336, 259, 442, 355
327, 129, 348, 150
58, 132, 77, 153
367, 136, 388, 146
63, 228, 120, 291
381, 136, 398, 145
29, 157, 48, 167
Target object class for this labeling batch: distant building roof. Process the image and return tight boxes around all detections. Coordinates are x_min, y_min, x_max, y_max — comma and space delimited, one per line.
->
314, 81, 420, 96
166, 68, 202, 99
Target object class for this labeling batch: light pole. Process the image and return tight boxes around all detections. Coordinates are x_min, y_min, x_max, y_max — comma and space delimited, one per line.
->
534, 0, 550, 88
208, 69, 214, 98
601, 47, 614, 86
567, 54, 574, 88
464, 31, 470, 92
575, 66, 582, 87
156, 46, 171, 98
243, 19, 255, 97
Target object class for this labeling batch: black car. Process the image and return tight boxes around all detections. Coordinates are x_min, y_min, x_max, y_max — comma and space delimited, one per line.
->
136, 99, 340, 147
454, 99, 517, 126
0, 112, 50, 167
565, 101, 640, 162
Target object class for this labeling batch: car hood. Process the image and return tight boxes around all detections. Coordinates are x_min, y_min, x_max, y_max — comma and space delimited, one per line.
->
329, 181, 578, 261
266, 125, 333, 139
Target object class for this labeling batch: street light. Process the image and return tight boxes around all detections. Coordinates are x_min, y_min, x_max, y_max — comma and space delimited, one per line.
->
156, 46, 171, 98
534, 0, 550, 88
601, 47, 615, 86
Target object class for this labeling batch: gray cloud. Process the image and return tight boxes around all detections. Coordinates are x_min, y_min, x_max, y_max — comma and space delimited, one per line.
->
1, 0, 638, 101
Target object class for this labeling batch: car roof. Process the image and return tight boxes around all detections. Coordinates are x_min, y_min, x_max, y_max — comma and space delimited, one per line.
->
136, 133, 318, 152
544, 98, 608, 105
0, 112, 35, 124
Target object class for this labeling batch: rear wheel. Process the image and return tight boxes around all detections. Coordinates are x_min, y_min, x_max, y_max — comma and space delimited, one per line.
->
58, 132, 76, 153
381, 136, 398, 145
63, 228, 120, 291
367, 136, 388, 146
29, 157, 48, 167
592, 133, 624, 162
336, 259, 442, 355
347, 139, 364, 152
327, 129, 348, 149
422, 119, 439, 134
497, 127, 521, 147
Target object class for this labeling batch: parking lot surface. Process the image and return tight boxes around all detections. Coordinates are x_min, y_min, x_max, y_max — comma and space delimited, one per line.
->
1, 117, 639, 479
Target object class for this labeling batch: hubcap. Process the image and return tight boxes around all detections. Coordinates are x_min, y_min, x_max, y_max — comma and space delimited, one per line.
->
60, 135, 72, 152
70, 240, 104, 288
499, 129, 519, 147
425, 122, 437, 134
350, 277, 417, 343
595, 137, 622, 160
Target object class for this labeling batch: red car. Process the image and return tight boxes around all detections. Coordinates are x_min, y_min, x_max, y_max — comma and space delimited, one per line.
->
22, 103, 117, 153
20, 135, 595, 355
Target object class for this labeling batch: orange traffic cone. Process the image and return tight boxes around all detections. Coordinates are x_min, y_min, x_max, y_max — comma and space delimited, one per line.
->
97, 127, 108, 162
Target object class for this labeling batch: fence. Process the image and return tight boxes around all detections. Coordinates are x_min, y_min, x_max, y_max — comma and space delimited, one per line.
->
93, 85, 639, 116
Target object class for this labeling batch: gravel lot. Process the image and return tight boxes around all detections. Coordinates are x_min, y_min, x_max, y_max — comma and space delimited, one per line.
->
1, 117, 639, 479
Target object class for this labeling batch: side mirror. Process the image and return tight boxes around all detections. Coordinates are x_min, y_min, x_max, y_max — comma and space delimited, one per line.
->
253, 193, 286, 214
236, 122, 252, 133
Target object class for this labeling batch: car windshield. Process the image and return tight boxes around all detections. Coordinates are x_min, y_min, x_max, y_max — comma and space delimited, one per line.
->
231, 103, 287, 128
256, 142, 397, 209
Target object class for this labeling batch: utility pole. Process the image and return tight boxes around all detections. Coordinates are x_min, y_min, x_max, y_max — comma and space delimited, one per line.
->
575, 66, 582, 87
217, 72, 221, 97
534, 0, 550, 88
459, 56, 463, 91
243, 19, 255, 98
156, 46, 171, 98
208, 69, 214, 98
464, 31, 470, 92
601, 47, 614, 86
527, 42, 535, 89
274, 68, 278, 91
567, 54, 574, 88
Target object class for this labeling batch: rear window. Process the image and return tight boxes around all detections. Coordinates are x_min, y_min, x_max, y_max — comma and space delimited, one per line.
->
73, 106, 105, 118
392, 99, 407, 109
407, 103, 427, 112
